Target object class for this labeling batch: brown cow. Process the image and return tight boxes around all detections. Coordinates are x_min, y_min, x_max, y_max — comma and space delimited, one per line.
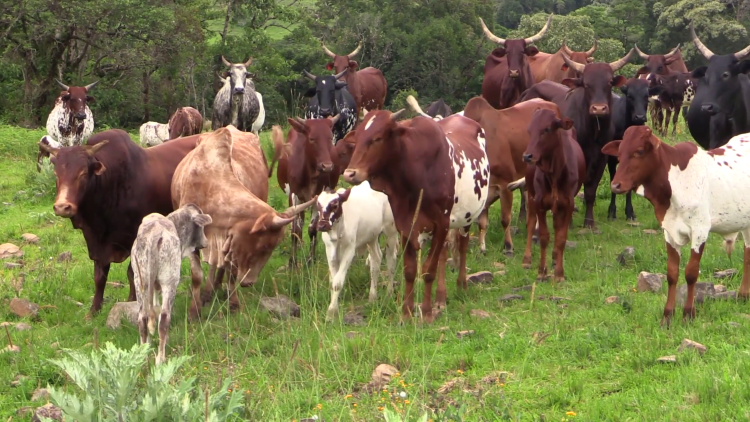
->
39, 129, 198, 315
530, 40, 597, 84
168, 107, 203, 139
519, 108, 586, 282
343, 110, 489, 322
633, 44, 688, 134
479, 14, 552, 109
462, 96, 558, 254
321, 42, 388, 114
171, 125, 314, 318
269, 117, 341, 267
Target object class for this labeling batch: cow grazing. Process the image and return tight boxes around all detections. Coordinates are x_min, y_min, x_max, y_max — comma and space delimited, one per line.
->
211, 56, 260, 132
39, 129, 199, 315
302, 69, 357, 144
168, 107, 203, 139
603, 126, 750, 325
518, 50, 633, 228
343, 110, 489, 322
687, 23, 750, 149
461, 96, 558, 254
269, 117, 340, 267
316, 181, 399, 321
139, 121, 170, 147
520, 108, 585, 282
37, 80, 98, 170
172, 126, 314, 318
321, 42, 388, 113
425, 99, 453, 119
479, 14, 552, 109
530, 40, 597, 84
132, 204, 212, 364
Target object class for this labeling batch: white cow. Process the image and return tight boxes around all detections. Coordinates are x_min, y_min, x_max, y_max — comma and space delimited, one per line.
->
315, 181, 399, 321
252, 91, 265, 135
131, 203, 212, 364
139, 121, 170, 147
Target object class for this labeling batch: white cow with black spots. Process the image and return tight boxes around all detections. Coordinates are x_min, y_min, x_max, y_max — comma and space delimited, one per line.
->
139, 121, 170, 147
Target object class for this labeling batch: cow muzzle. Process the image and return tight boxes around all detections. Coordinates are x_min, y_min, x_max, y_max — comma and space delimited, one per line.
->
319, 162, 334, 173
317, 219, 332, 232
233, 87, 245, 94
75, 112, 87, 120
522, 153, 535, 164
589, 104, 610, 115
701, 103, 718, 116
53, 201, 77, 218
343, 169, 366, 184
633, 114, 647, 124
610, 182, 625, 194
509, 69, 520, 78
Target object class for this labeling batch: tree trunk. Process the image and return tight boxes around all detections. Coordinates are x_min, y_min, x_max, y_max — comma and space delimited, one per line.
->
221, 0, 234, 47
142, 70, 151, 123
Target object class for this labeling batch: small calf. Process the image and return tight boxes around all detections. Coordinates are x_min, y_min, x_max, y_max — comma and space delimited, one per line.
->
132, 204, 212, 364
521, 108, 585, 282
316, 181, 399, 321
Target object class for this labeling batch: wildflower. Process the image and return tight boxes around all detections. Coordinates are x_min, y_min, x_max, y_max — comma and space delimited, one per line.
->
566, 411, 577, 417
353, 403, 357, 407
399, 391, 407, 398
404, 400, 410, 404
312, 416, 319, 421
245, 390, 251, 394
456, 369, 464, 374
378, 407, 385, 411
316, 404, 323, 410
228, 389, 233, 393
395, 372, 401, 377
499, 383, 505, 387
203, 366, 208, 370
345, 394, 353, 399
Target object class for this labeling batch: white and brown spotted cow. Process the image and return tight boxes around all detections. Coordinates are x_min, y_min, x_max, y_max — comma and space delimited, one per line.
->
139, 121, 170, 147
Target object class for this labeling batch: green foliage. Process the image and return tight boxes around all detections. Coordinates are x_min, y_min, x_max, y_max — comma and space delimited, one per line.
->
41, 342, 244, 422
390, 88, 419, 113
382, 407, 430, 422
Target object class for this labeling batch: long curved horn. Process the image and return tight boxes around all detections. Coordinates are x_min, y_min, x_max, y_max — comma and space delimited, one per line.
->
735, 44, 750, 60
561, 40, 573, 56
609, 48, 633, 72
561, 52, 585, 74
221, 55, 232, 67
390, 109, 406, 121
321, 42, 337, 58
55, 79, 70, 91
38, 141, 60, 157
280, 196, 317, 220
84, 140, 109, 156
664, 43, 681, 59
634, 44, 649, 60
406, 95, 430, 118
524, 13, 553, 44
586, 39, 597, 56
302, 69, 317, 81
84, 81, 99, 91
334, 69, 347, 79
244, 57, 253, 67
294, 117, 306, 126
479, 18, 505, 45
347, 42, 362, 58
690, 23, 714, 60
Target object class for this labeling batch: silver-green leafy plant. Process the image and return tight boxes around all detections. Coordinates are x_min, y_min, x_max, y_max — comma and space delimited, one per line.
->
39, 342, 244, 422
382, 407, 430, 422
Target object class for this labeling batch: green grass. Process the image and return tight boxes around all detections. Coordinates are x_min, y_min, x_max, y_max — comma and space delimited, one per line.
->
2, 118, 750, 421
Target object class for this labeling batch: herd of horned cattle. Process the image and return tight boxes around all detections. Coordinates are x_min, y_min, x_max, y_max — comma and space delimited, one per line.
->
30, 16, 750, 364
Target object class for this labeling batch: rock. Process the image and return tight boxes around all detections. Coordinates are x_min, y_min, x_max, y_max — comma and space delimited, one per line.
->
0, 243, 23, 259
713, 290, 737, 300
106, 301, 139, 329
470, 309, 491, 319
1, 345, 21, 353
456, 330, 475, 338
493, 262, 505, 269
636, 272, 663, 293
657, 355, 677, 363
31, 403, 63, 422
676, 282, 715, 305
643, 229, 659, 235
728, 321, 741, 328
715, 284, 727, 293
9, 298, 39, 318
10, 374, 26, 387
15, 322, 31, 331
605, 296, 620, 304
494, 270, 506, 277
499, 294, 523, 302
343, 311, 365, 326
617, 247, 635, 265
627, 221, 642, 226
371, 364, 398, 386
31, 388, 50, 401
467, 271, 493, 284
57, 251, 72, 262
50, 342, 59, 349
107, 281, 125, 288
260, 295, 300, 319
345, 331, 359, 339
713, 269, 738, 279
512, 285, 533, 292
678, 339, 707, 355
5, 262, 22, 269
566, 241, 577, 249
21, 234, 40, 243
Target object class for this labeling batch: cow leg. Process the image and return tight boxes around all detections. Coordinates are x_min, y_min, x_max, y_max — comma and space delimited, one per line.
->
583, 155, 607, 229
518, 189, 527, 224
552, 203, 573, 283
477, 207, 489, 255
134, 267, 149, 345
422, 227, 448, 323
327, 246, 355, 321
741, 241, 750, 299
202, 263, 217, 304
188, 251, 204, 320
606, 156, 618, 220
127, 262, 136, 302
89, 262, 111, 316
435, 244, 449, 311
290, 199, 303, 267
384, 231, 399, 296
456, 228, 470, 291
522, 191, 539, 270
683, 243, 705, 322
366, 240, 383, 303
500, 187, 514, 255
662, 243, 680, 327
537, 207, 550, 281
306, 207, 319, 266
402, 236, 418, 320
625, 191, 636, 221
156, 280, 176, 365
227, 269, 241, 312
657, 107, 665, 136
663, 107, 672, 137
671, 103, 681, 137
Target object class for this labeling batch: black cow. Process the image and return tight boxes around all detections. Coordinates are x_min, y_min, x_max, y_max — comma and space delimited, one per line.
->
425, 99, 453, 119
302, 69, 357, 144
687, 23, 750, 149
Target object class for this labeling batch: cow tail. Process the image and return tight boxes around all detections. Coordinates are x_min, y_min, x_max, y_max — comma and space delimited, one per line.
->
268, 125, 284, 178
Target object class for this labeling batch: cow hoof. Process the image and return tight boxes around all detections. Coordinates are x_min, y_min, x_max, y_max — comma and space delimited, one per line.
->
188, 310, 201, 321
229, 303, 241, 313
435, 301, 447, 310
682, 307, 696, 321
522, 262, 532, 270
422, 313, 435, 324
738, 292, 750, 301
200, 291, 214, 304
660, 309, 675, 328
536, 274, 548, 282
239, 280, 254, 288
504, 250, 514, 257
626, 216, 637, 222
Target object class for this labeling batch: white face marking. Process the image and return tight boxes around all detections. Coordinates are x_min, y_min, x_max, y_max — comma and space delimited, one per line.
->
364, 115, 376, 130
322, 80, 326, 85
56, 185, 70, 203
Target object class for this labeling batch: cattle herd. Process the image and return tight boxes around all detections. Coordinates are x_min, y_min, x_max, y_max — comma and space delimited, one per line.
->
30, 16, 750, 363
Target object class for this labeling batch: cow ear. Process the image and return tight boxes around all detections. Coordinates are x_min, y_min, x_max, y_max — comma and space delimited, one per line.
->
561, 64, 569, 71
86, 96, 95, 103
648, 85, 665, 96
249, 213, 272, 234
635, 66, 649, 76
62, 93, 71, 101
559, 118, 574, 131
348, 60, 358, 70
222, 71, 230, 78
491, 47, 506, 58
601, 140, 621, 156
91, 160, 107, 175
737, 60, 750, 75
561, 78, 582, 89
665, 55, 678, 65
326, 62, 334, 71
334, 81, 348, 89
586, 57, 594, 63
612, 75, 627, 87
338, 187, 352, 203
304, 87, 316, 97
525, 46, 539, 56
192, 213, 212, 227
287, 117, 306, 133
692, 66, 707, 79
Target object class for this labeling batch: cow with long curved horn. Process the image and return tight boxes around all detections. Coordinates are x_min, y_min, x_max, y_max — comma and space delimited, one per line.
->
319, 40, 387, 114
530, 39, 597, 84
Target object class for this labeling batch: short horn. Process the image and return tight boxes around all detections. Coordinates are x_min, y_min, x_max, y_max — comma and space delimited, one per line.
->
302, 69, 317, 81
664, 43, 681, 59
690, 22, 714, 60
609, 48, 633, 72
561, 52, 585, 74
479, 18, 505, 45
321, 42, 337, 58
334, 69, 347, 79
244, 57, 253, 67
84, 140, 109, 156
634, 43, 649, 60
55, 79, 70, 91
347, 42, 362, 58
560, 40, 573, 56
84, 81, 99, 91
390, 109, 406, 121
586, 39, 597, 56
221, 55, 232, 67
524, 13, 553, 44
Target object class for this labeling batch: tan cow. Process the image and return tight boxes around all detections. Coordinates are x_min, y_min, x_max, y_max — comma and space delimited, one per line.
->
171, 125, 315, 319
529, 41, 597, 84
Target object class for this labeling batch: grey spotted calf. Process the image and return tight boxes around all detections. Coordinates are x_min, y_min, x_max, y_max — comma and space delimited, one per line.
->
132, 203, 212, 364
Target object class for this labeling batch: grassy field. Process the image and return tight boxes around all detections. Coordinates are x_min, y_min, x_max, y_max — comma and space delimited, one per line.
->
2, 119, 750, 421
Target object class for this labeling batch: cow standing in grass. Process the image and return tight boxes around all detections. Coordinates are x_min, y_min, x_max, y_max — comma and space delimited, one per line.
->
212, 56, 260, 132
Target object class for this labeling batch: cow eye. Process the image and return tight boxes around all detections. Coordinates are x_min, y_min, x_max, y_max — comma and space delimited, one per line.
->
634, 149, 644, 157
722, 71, 731, 79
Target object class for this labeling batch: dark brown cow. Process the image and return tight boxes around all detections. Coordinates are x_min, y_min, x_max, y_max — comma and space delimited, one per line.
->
321, 42, 388, 113
39, 129, 198, 315
530, 40, 597, 84
168, 107, 203, 139
479, 14, 552, 109
633, 44, 689, 134
342, 110, 489, 322
462, 96, 559, 254
269, 117, 341, 266
520, 108, 585, 282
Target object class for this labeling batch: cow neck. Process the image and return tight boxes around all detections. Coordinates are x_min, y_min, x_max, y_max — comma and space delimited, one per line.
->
230, 93, 241, 127
539, 136, 571, 211
638, 142, 697, 224
290, 131, 318, 183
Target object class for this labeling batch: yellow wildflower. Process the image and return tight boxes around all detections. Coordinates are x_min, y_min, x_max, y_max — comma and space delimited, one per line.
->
316, 403, 323, 410
566, 411, 576, 416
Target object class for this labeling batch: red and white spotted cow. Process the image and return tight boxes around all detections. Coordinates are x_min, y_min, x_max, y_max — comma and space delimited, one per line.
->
603, 126, 750, 325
